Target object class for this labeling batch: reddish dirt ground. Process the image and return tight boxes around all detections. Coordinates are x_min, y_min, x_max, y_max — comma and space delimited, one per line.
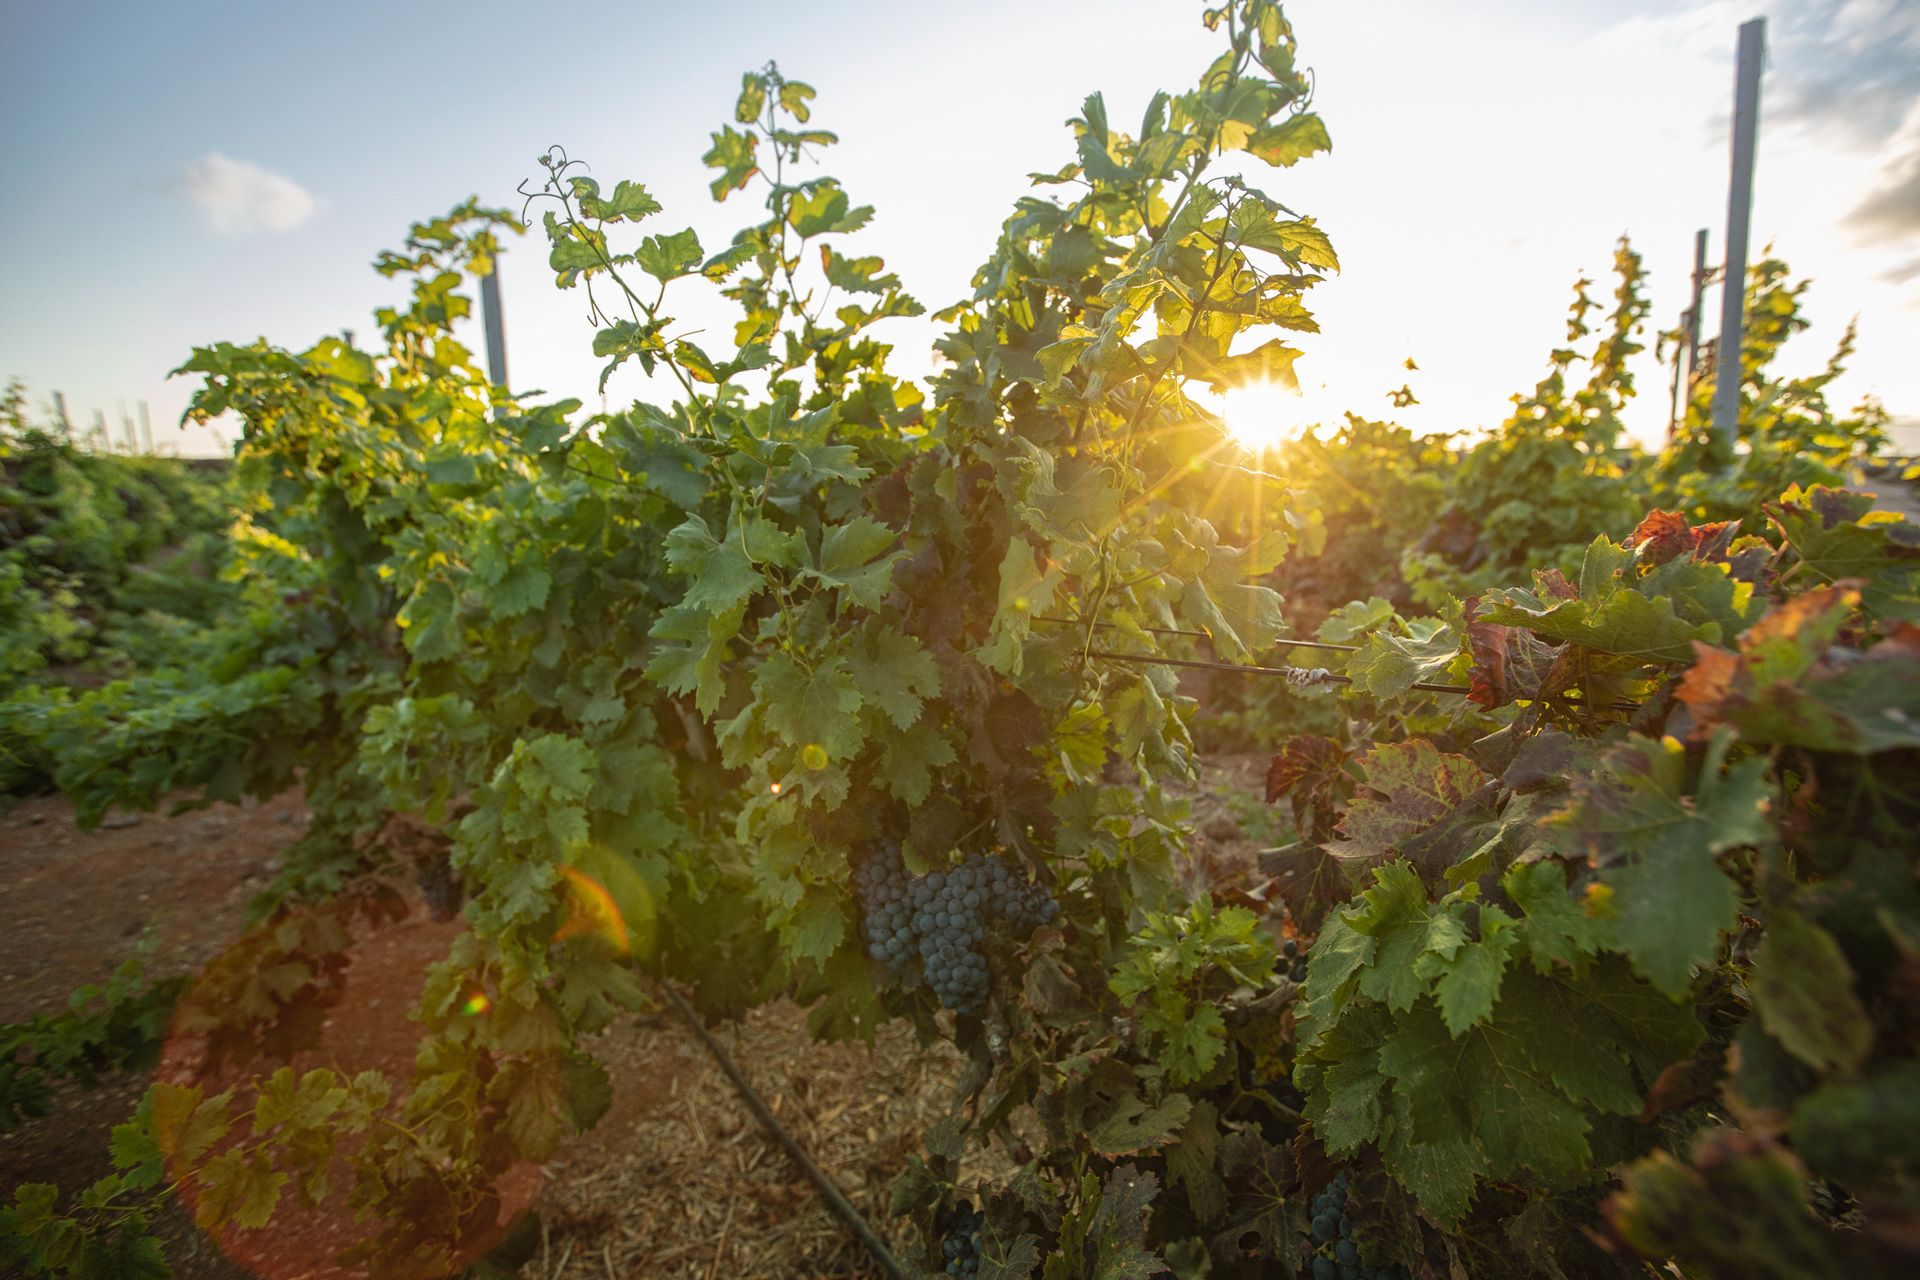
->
0, 791, 982, 1279
0, 792, 303, 1028
2, 792, 303, 1279
1, 760, 1274, 1279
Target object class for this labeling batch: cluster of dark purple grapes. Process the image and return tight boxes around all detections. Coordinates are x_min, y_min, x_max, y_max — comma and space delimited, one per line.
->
937, 1203, 983, 1278
854, 842, 1059, 1013
415, 858, 463, 922
1307, 1173, 1410, 1280
1284, 936, 1308, 983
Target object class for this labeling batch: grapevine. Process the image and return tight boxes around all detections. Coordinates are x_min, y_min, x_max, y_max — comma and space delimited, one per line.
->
937, 1203, 984, 1279
1304, 1174, 1410, 1280
1, 2, 1915, 1278
857, 843, 1059, 1012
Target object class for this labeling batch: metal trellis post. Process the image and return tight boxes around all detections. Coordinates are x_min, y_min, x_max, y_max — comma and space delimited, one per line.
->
1685, 228, 1709, 395
1708, 17, 1766, 465
480, 259, 509, 394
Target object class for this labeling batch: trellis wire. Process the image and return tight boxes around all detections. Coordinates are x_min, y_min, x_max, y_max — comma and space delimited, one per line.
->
1035, 614, 1358, 656
1085, 647, 1450, 693
1037, 618, 1643, 713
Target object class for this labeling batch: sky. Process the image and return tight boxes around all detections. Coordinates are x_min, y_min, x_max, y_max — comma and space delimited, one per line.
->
2, 0, 1917, 456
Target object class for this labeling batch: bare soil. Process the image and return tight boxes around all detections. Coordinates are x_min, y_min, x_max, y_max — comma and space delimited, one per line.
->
0, 790, 961, 1278
0, 753, 1276, 1279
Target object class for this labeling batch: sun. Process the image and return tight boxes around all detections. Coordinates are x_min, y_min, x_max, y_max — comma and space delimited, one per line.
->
1217, 380, 1311, 453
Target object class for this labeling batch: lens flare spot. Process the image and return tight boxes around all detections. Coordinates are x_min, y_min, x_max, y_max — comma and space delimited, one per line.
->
555, 866, 631, 955
801, 743, 829, 771
555, 848, 659, 960
463, 991, 492, 1017
769, 780, 783, 794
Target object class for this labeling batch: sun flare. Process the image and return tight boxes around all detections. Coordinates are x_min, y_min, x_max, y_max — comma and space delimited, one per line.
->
1217, 380, 1310, 453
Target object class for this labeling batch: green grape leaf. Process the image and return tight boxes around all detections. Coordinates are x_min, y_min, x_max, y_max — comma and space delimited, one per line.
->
1165, 1099, 1228, 1226
1769, 484, 1920, 621
1327, 741, 1491, 877
820, 247, 900, 294
848, 628, 940, 729
252, 1067, 347, 1133
194, 1148, 287, 1230
1180, 575, 1282, 664
1418, 906, 1515, 1036
1244, 112, 1331, 167
1556, 734, 1771, 994
806, 517, 904, 610
1090, 1092, 1193, 1157
1198, 338, 1303, 392
1677, 586, 1920, 753
1317, 596, 1395, 643
1314, 1050, 1387, 1153
1340, 863, 1469, 1013
637, 227, 704, 281
753, 653, 864, 761
1150, 1002, 1230, 1085
590, 178, 660, 222
108, 1105, 165, 1191
644, 601, 743, 715
1228, 201, 1338, 271
94, 1228, 172, 1280
789, 183, 870, 236
702, 125, 759, 199
1086, 1163, 1165, 1280
1379, 999, 1594, 1187
149, 1083, 231, 1167
487, 559, 551, 619
399, 579, 461, 663
1750, 907, 1873, 1073
1504, 860, 1606, 975
1479, 536, 1723, 664
663, 516, 764, 615
499, 1058, 570, 1160
780, 888, 846, 966
1345, 623, 1461, 698
880, 721, 957, 805
1501, 960, 1701, 1116
980, 537, 1062, 676
1379, 1108, 1487, 1229
1036, 334, 1094, 385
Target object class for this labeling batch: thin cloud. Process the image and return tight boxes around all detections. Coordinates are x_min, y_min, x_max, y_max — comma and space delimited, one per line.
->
1851, 155, 1920, 238
1761, 0, 1920, 145
1879, 257, 1920, 286
1601, 0, 1920, 148
1847, 98, 1920, 246
182, 153, 318, 234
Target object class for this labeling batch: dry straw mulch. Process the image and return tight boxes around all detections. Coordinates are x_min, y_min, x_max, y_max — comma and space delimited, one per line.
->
532, 998, 994, 1280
